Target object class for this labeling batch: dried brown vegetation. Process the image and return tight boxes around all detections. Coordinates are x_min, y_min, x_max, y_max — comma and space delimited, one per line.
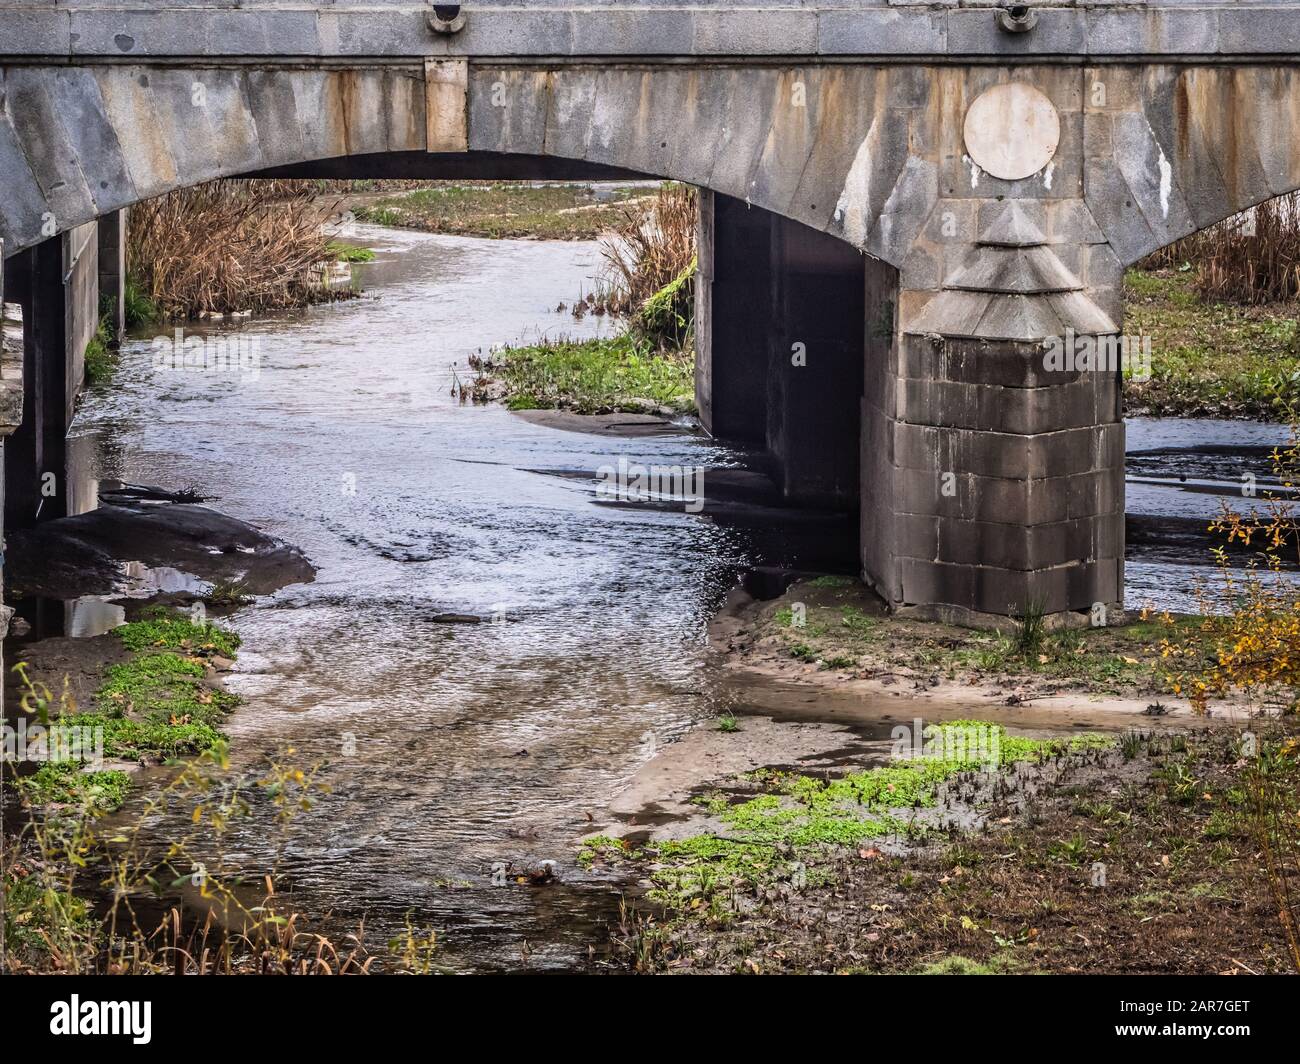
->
600, 183, 696, 312
1142, 193, 1300, 304
127, 179, 349, 320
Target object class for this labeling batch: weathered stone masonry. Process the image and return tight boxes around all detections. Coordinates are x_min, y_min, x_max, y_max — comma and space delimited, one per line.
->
3, 3, 1300, 623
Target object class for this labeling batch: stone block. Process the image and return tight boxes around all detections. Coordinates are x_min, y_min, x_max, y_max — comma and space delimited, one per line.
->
694, 12, 817, 55
947, 9, 1086, 57
821, 10, 947, 55
426, 58, 468, 153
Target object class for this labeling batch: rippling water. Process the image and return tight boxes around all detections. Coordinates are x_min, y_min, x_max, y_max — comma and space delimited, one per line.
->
1125, 417, 1294, 614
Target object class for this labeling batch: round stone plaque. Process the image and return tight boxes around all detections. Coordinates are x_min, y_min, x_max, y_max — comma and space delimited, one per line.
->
963, 83, 1061, 181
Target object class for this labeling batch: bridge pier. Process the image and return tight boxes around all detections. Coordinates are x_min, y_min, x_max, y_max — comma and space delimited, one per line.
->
697, 192, 876, 509
98, 210, 127, 343
2, 224, 100, 529
764, 204, 868, 509
694, 191, 769, 445
869, 202, 1125, 626
699, 191, 1124, 625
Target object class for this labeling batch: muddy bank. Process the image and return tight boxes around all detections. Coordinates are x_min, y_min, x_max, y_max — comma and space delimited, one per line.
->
4, 632, 131, 718
577, 567, 1293, 974
705, 577, 1222, 721
4, 484, 315, 601
512, 409, 692, 439
594, 724, 1293, 974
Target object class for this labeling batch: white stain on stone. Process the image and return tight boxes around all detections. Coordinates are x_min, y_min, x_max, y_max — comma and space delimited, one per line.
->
589, 91, 618, 152
1157, 144, 1172, 219
1043, 162, 1054, 190
834, 120, 876, 246
962, 154, 981, 189
555, 80, 591, 130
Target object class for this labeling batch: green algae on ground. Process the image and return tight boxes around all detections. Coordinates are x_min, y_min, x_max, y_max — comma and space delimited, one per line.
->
914, 953, 1026, 975
96, 652, 237, 726
65, 610, 243, 764
114, 613, 241, 658
589, 723, 1114, 911
326, 241, 376, 263
17, 762, 131, 813
59, 713, 224, 761
578, 835, 638, 867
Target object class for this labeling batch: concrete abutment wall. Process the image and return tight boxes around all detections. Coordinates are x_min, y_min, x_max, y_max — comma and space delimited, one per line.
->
1, 222, 103, 529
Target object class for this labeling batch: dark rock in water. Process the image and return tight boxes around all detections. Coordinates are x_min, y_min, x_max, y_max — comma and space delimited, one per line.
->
430, 613, 482, 625
100, 483, 213, 506
5, 494, 316, 600
512, 409, 694, 439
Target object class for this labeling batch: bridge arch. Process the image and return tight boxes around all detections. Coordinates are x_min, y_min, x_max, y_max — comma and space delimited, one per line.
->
9, 60, 1300, 293
0, 62, 930, 265
1091, 65, 1300, 271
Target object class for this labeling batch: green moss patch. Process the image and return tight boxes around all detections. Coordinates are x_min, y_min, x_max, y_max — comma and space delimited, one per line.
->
326, 241, 376, 263
17, 762, 132, 813
114, 613, 241, 658
469, 333, 695, 415
83, 315, 117, 386
58, 713, 224, 761
56, 611, 242, 765
96, 653, 236, 726
589, 723, 1112, 912
634, 256, 696, 349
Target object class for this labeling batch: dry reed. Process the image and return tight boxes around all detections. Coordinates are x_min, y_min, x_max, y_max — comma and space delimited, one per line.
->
599, 183, 697, 316
1140, 193, 1300, 304
127, 179, 347, 320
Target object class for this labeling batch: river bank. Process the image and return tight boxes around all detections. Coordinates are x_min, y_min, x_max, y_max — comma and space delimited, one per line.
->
1125, 266, 1300, 420
0, 487, 322, 972
588, 717, 1296, 974
575, 559, 1296, 973
349, 181, 651, 241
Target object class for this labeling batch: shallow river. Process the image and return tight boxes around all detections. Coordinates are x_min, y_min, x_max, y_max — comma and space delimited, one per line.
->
67, 225, 769, 970
58, 223, 1290, 969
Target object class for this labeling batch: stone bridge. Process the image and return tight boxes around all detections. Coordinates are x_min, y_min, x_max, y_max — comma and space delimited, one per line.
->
3, 1, 1300, 625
